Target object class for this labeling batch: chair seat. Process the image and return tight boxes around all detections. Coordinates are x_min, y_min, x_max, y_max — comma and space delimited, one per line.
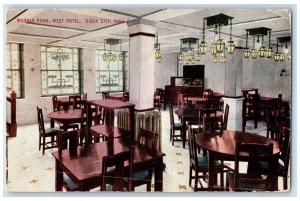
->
45, 127, 61, 136
60, 123, 79, 130
63, 173, 78, 191
227, 172, 266, 190
192, 156, 222, 167
257, 161, 284, 176
124, 170, 149, 182
174, 122, 184, 129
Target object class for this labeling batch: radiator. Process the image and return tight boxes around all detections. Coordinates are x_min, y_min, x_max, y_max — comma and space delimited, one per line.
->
117, 109, 162, 151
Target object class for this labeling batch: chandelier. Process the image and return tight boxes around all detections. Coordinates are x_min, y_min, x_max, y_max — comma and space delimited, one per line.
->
243, 27, 272, 59
102, 38, 124, 62
154, 34, 162, 63
275, 36, 291, 62
200, 13, 235, 63
50, 48, 70, 68
178, 37, 200, 64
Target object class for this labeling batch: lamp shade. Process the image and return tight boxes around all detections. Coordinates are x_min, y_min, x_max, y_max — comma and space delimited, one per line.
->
210, 43, 217, 55
287, 51, 291, 60
258, 46, 266, 57
243, 48, 251, 58
227, 41, 235, 54
195, 52, 201, 61
199, 41, 208, 55
157, 55, 162, 63
178, 52, 184, 63
265, 48, 273, 58
251, 49, 258, 59
155, 49, 160, 59
213, 55, 218, 63
216, 38, 225, 53
279, 53, 285, 61
274, 52, 280, 61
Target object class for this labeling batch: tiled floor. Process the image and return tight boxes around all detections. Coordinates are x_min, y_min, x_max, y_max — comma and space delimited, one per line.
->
6, 107, 289, 192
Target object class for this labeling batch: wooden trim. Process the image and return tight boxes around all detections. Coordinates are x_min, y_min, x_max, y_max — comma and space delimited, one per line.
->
129, 32, 155, 38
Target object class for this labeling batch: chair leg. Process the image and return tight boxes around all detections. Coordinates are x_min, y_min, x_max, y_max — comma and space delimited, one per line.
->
189, 166, 192, 186
146, 182, 151, 191
284, 177, 288, 190
42, 136, 45, 155
194, 170, 198, 191
172, 130, 175, 146
39, 134, 41, 151
169, 128, 172, 141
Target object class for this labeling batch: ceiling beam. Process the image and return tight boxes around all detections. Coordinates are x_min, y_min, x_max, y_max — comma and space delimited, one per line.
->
49, 23, 128, 46
143, 9, 201, 21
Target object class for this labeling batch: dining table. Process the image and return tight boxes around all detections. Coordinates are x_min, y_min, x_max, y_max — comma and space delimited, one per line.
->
87, 99, 135, 141
47, 108, 83, 130
195, 130, 280, 191
52, 137, 166, 191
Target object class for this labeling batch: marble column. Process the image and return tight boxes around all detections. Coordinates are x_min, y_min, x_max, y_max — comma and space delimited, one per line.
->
128, 19, 156, 109
222, 97, 244, 131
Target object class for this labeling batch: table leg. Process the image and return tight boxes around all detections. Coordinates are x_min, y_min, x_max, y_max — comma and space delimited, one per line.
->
55, 159, 63, 191
154, 158, 163, 191
50, 119, 55, 128
208, 151, 215, 191
183, 119, 186, 149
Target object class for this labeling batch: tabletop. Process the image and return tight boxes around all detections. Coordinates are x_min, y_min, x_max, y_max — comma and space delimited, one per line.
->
176, 108, 222, 120
47, 109, 83, 124
195, 130, 280, 156
52, 138, 165, 191
87, 99, 135, 109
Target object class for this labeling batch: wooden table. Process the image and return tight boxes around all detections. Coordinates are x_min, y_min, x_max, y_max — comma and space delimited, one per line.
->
195, 130, 280, 191
87, 99, 135, 141
241, 88, 258, 96
175, 107, 222, 148
52, 138, 166, 191
107, 93, 127, 102
47, 109, 83, 130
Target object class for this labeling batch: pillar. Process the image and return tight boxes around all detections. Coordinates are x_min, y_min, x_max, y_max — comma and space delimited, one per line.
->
128, 19, 156, 109
222, 97, 244, 131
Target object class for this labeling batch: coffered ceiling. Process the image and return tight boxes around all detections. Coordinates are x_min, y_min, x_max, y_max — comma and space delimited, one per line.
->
6, 8, 292, 53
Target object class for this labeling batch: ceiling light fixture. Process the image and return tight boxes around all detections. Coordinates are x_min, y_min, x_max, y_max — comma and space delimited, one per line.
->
102, 38, 124, 62
243, 30, 251, 58
203, 13, 235, 62
245, 27, 272, 60
154, 34, 162, 63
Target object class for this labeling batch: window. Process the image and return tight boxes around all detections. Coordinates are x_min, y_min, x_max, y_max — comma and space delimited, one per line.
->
41, 46, 81, 96
95, 49, 126, 92
6, 43, 24, 98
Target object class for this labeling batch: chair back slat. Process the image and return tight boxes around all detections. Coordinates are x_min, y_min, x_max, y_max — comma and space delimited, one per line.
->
101, 148, 134, 191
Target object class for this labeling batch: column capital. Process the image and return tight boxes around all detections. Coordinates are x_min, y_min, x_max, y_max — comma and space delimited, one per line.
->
128, 19, 157, 36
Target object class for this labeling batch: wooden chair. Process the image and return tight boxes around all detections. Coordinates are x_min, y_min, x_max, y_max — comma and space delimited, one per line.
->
242, 93, 260, 132
69, 94, 81, 109
37, 107, 61, 155
123, 91, 129, 102
57, 129, 81, 191
125, 128, 158, 191
101, 148, 134, 191
226, 142, 274, 191
187, 125, 225, 191
52, 94, 58, 111
153, 91, 161, 111
203, 115, 223, 134
102, 92, 109, 99
178, 94, 192, 109
257, 127, 290, 190
265, 105, 278, 139
223, 104, 229, 130
169, 104, 185, 147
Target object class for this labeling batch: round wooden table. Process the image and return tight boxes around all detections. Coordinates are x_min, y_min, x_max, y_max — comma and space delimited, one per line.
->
47, 109, 83, 130
195, 130, 280, 191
